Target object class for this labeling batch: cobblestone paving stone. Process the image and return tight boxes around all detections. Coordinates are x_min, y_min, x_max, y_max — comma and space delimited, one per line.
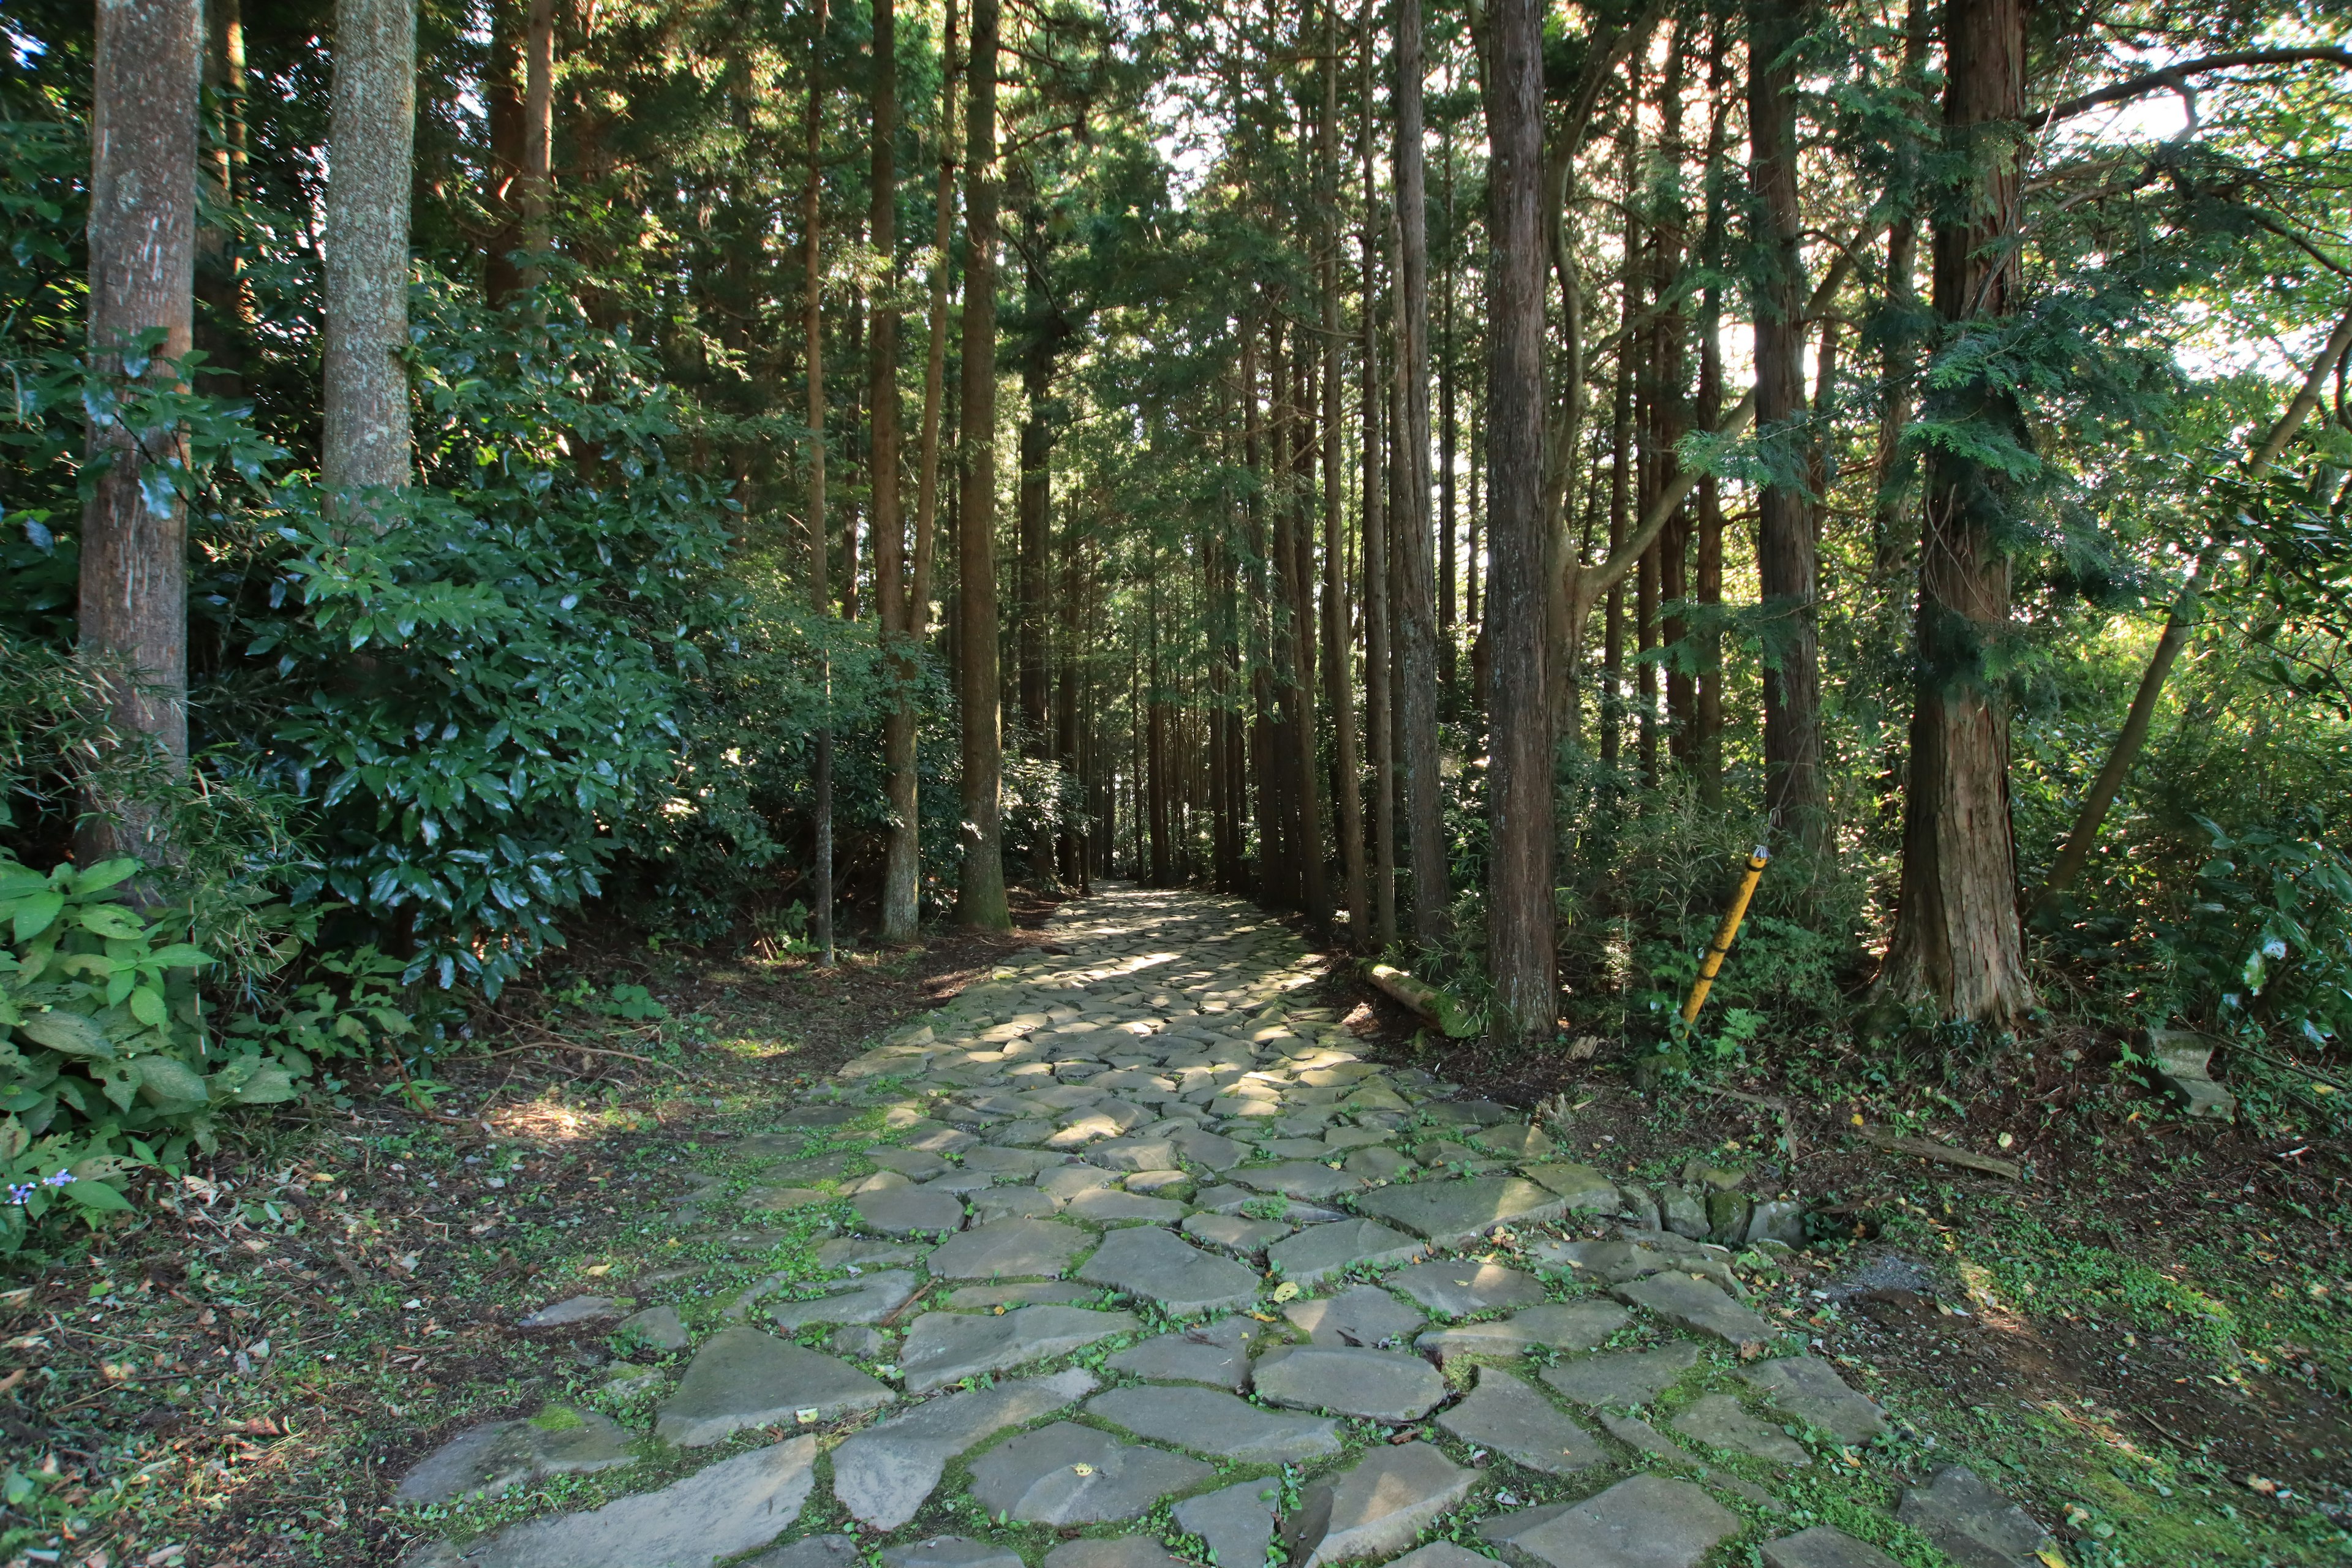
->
404, 884, 2057, 1568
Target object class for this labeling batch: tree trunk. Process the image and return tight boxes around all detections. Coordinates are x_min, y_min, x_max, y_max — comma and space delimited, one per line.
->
1438, 102, 1458, 676
1692, 22, 1733, 802
1018, 354, 1052, 752
875, 0, 926, 945
194, 0, 246, 398
1877, 0, 2034, 1021
954, 0, 1011, 929
321, 0, 416, 502
1393, 0, 1449, 947
81, 0, 202, 866
1321, 0, 1368, 946
1480, 0, 1554, 1052
484, 0, 526, 303
805, 4, 835, 965
884, 0, 955, 944
1748, 0, 1826, 853
520, 0, 554, 273
1286, 328, 1330, 926
1360, 23, 1397, 948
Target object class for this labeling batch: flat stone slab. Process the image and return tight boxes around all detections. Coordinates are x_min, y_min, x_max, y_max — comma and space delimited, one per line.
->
1077, 1225, 1262, 1315
1528, 1238, 1680, 1285
878, 1536, 1023, 1568
742, 1186, 832, 1213
1039, 1165, 1119, 1201
926, 1218, 1092, 1280
1896, 1466, 2053, 1568
414, 1434, 817, 1568
1434, 1367, 1605, 1474
1042, 1540, 1188, 1568
1281, 1442, 1475, 1568
1541, 1341, 1703, 1408
961, 1147, 1068, 1176
1174, 1477, 1278, 1568
832, 1368, 1098, 1528
1253, 1344, 1446, 1422
966, 1420, 1212, 1525
396, 1408, 637, 1504
1086, 1137, 1181, 1172
1760, 1526, 1906, 1568
1227, 1161, 1364, 1202
1613, 1272, 1779, 1352
819, 1238, 929, 1270
769, 1270, 919, 1330
1065, 1187, 1191, 1225
656, 1329, 894, 1447
1384, 1547, 1499, 1568
1352, 1177, 1567, 1248
1283, 1283, 1426, 1348
1672, 1393, 1811, 1466
1265, 1218, 1421, 1286
745, 1532, 860, 1568
854, 1183, 967, 1237
944, 1281, 1093, 1309
870, 1147, 953, 1180
1106, 1314, 1262, 1389
1518, 1161, 1618, 1208
1740, 1355, 1887, 1444
970, 1187, 1061, 1224
1385, 1259, 1548, 1317
1487, 1474, 1740, 1568
622, 1305, 692, 1351
1088, 1384, 1342, 1464
1598, 1411, 1684, 1460
1417, 1302, 1629, 1363
519, 1295, 624, 1328
898, 1305, 1137, 1393
1182, 1211, 1292, 1256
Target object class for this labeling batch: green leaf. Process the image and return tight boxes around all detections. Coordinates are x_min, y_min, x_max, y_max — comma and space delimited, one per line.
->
143, 943, 211, 970
17, 1011, 116, 1058
230, 1064, 299, 1104
60, 1179, 132, 1213
127, 986, 167, 1028
74, 859, 143, 894
9, 891, 62, 943
76, 903, 148, 941
134, 1055, 208, 1105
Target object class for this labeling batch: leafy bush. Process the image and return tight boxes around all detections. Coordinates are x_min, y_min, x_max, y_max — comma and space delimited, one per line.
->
0, 854, 308, 1251
2149, 816, 2352, 1047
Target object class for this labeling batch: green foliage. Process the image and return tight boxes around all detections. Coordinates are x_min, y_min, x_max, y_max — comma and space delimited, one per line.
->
0, 853, 312, 1253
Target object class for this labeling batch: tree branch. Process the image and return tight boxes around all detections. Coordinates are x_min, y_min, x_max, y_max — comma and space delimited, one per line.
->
2038, 47, 2352, 127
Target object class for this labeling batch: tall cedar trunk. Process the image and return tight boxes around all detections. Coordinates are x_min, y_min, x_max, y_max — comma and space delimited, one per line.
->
1438, 104, 1457, 671
873, 0, 919, 942
1602, 287, 1632, 762
1058, 532, 1084, 883
81, 0, 201, 865
884, 0, 956, 942
1878, 0, 2035, 1019
1749, 0, 1827, 853
521, 0, 553, 268
805, 6, 835, 965
1321, 0, 1368, 945
1361, 23, 1397, 948
1246, 319, 1287, 903
1019, 355, 1051, 753
1692, 23, 1733, 801
194, 0, 246, 398
1267, 320, 1303, 911
1656, 36, 1694, 767
1393, 0, 1449, 946
322, 0, 417, 501
1288, 327, 1330, 924
485, 0, 526, 302
1482, 0, 1554, 1050
1148, 556, 1172, 883
1872, 0, 1931, 574
954, 0, 1011, 928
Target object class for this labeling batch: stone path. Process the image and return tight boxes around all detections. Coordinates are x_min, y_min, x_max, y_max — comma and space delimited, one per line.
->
405, 884, 2055, 1568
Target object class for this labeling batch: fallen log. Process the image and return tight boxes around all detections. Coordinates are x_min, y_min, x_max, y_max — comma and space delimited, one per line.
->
1854, 1125, 2023, 1181
1364, 963, 1481, 1039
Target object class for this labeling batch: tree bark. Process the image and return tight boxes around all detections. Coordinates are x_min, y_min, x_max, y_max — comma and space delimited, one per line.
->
322, 0, 416, 500
1480, 0, 1553, 1051
194, 0, 246, 398
1360, 17, 1397, 949
954, 0, 1011, 929
1394, 0, 1448, 947
805, 2, 835, 965
520, 0, 554, 271
870, 0, 915, 943
81, 0, 201, 865
1877, 0, 2035, 1021
1322, 0, 1368, 946
485, 0, 526, 304
1748, 0, 1826, 853
882, 0, 956, 943
1693, 22, 1733, 801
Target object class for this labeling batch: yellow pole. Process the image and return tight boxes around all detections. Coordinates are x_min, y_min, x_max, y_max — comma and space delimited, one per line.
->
1681, 845, 1770, 1024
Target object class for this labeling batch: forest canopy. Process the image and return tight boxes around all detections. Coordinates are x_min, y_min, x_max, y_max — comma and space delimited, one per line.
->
7, 0, 2352, 1230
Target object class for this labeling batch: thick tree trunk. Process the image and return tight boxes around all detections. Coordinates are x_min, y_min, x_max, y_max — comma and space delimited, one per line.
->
871, 0, 918, 943
882, 0, 955, 944
520, 0, 554, 270
954, 0, 1011, 929
322, 0, 416, 500
1321, 2, 1368, 946
805, 9, 835, 964
1692, 24, 1733, 802
1393, 0, 1449, 947
1018, 355, 1052, 752
1480, 0, 1554, 1052
1360, 34, 1397, 947
1878, 0, 2034, 1020
81, 0, 201, 865
1286, 328, 1330, 927
1749, 0, 1827, 853
485, 0, 526, 303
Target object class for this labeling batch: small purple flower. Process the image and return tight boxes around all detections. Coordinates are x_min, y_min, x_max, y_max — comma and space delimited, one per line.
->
6, 1184, 34, 1205
43, 1169, 74, 1187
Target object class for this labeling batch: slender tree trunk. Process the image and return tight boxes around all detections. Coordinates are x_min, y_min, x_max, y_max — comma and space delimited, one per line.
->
485, 0, 526, 303
1393, 0, 1449, 947
1019, 352, 1052, 752
1321, 0, 1368, 946
1481, 0, 1554, 1051
1287, 328, 1331, 926
1438, 99, 1458, 679
1749, 0, 1826, 853
954, 0, 1011, 928
805, 6, 835, 964
1148, 552, 1172, 884
1358, 21, 1396, 948
81, 0, 202, 866
321, 0, 416, 505
876, 0, 930, 945
194, 0, 246, 398
1878, 0, 2034, 1020
1693, 23, 1733, 802
520, 0, 553, 272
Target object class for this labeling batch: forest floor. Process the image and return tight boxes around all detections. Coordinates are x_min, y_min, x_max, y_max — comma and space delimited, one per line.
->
0, 883, 2346, 1568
